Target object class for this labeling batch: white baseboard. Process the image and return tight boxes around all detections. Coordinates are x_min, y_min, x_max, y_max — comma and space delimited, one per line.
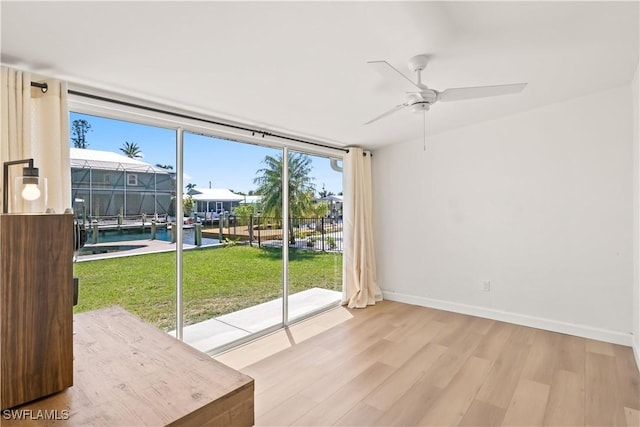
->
634, 339, 640, 373
383, 291, 633, 347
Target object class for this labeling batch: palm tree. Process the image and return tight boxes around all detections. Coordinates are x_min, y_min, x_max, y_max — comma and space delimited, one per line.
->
254, 152, 315, 244
71, 119, 92, 148
155, 164, 173, 170
120, 141, 143, 159
185, 183, 197, 192
308, 201, 329, 232
318, 183, 334, 198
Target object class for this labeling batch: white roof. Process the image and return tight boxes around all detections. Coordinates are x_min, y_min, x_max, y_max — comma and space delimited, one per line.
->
318, 195, 343, 203
240, 195, 262, 204
70, 148, 171, 174
189, 188, 244, 202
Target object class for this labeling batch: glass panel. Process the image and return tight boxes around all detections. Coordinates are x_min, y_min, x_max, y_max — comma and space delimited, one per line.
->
69, 108, 344, 351
181, 132, 283, 352
287, 151, 343, 322
71, 112, 178, 331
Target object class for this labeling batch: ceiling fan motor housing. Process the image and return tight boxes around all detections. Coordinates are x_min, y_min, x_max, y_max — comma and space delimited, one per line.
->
419, 89, 437, 104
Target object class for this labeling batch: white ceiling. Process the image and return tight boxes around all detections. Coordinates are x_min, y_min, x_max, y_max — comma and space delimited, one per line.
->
1, 1, 638, 150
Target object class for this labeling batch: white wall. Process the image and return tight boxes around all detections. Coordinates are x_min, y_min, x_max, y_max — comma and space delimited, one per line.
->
632, 61, 639, 366
373, 85, 634, 345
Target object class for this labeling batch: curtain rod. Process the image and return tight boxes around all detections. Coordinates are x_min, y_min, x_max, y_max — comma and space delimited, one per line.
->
31, 81, 372, 156
31, 81, 48, 93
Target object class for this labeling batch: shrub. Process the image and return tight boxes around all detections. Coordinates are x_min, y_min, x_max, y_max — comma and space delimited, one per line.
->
223, 237, 240, 247
326, 236, 337, 249
306, 236, 317, 248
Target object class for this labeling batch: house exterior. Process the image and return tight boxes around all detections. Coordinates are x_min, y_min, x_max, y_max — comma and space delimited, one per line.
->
317, 195, 343, 219
70, 148, 175, 217
187, 188, 245, 218
239, 195, 262, 206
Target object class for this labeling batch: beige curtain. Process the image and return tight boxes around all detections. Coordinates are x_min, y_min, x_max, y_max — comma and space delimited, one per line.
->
342, 147, 382, 308
1, 66, 70, 213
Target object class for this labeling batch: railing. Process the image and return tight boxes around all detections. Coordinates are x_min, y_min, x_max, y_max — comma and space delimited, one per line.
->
245, 215, 343, 253
81, 214, 170, 226
78, 213, 344, 253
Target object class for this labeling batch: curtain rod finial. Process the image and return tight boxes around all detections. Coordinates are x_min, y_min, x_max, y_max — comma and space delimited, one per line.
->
30, 81, 48, 93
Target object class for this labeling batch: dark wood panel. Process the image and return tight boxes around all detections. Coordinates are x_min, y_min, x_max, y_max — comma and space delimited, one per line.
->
0, 214, 74, 410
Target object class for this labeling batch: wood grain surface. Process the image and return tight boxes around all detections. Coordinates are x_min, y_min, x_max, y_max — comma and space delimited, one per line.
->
218, 300, 640, 426
0, 214, 73, 410
3, 307, 254, 426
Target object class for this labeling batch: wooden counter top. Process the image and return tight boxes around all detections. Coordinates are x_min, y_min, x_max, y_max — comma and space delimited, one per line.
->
2, 307, 254, 426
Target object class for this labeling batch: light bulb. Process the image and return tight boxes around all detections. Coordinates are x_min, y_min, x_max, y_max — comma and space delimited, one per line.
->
21, 183, 41, 201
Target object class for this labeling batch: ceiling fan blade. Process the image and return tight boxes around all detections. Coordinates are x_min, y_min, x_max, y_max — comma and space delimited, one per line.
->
438, 83, 527, 102
368, 60, 421, 92
364, 104, 406, 125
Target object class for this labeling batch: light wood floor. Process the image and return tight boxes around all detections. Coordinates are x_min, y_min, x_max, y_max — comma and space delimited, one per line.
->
216, 300, 640, 426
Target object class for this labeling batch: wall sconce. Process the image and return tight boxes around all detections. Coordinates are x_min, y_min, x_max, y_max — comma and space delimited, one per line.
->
3, 159, 48, 214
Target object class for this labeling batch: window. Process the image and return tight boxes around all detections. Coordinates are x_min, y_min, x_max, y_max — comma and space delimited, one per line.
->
69, 99, 345, 355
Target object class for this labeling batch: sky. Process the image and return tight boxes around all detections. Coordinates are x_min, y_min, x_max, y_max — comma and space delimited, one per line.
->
69, 112, 343, 195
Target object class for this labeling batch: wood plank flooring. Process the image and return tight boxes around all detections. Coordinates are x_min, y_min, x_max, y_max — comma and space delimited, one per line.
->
215, 300, 640, 426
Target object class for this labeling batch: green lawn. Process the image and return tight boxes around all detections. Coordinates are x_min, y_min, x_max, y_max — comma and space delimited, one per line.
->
74, 245, 342, 330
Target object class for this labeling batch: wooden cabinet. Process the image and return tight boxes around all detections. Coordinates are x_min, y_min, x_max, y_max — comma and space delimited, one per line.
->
4, 307, 255, 426
0, 214, 74, 410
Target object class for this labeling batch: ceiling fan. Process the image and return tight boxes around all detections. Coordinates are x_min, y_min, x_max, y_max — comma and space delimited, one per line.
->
365, 54, 527, 125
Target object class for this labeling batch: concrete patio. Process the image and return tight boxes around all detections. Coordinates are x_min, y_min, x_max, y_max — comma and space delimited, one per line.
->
170, 287, 342, 353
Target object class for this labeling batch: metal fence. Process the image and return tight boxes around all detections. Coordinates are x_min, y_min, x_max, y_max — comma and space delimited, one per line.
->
246, 215, 343, 252
79, 213, 344, 253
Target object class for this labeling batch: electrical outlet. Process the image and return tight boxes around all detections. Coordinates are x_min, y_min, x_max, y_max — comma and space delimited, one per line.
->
481, 280, 491, 292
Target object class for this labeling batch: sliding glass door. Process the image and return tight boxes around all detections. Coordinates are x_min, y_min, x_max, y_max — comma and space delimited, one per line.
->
286, 151, 343, 323
180, 132, 284, 352
71, 112, 178, 332
70, 102, 345, 354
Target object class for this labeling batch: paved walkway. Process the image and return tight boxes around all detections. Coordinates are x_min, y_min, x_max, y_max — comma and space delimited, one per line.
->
75, 239, 221, 261
169, 288, 342, 353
